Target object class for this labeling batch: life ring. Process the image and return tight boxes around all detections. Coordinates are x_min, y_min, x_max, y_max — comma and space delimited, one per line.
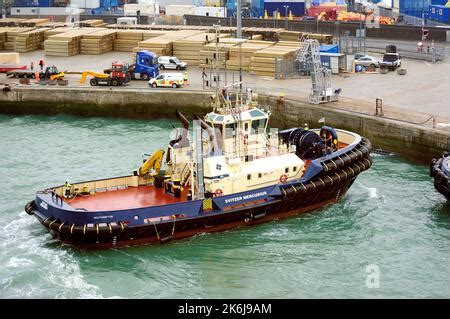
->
279, 174, 288, 183
214, 189, 223, 197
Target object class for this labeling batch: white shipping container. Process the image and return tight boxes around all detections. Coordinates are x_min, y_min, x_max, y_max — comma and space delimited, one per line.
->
193, 6, 226, 17
124, 4, 160, 16
165, 5, 195, 16
69, 0, 100, 9
11, 7, 85, 15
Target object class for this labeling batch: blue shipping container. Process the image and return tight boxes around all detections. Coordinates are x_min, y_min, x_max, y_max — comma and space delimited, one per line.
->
399, 0, 431, 18
429, 5, 450, 23
13, 0, 52, 6
320, 44, 339, 53
264, 1, 306, 17
431, 0, 447, 5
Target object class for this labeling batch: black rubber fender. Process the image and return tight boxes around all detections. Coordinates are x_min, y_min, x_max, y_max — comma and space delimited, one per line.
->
25, 200, 36, 215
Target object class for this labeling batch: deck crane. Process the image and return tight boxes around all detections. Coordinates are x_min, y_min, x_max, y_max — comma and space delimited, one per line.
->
295, 38, 340, 104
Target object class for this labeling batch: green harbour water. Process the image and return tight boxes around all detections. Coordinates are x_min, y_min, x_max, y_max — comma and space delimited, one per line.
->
0, 114, 448, 299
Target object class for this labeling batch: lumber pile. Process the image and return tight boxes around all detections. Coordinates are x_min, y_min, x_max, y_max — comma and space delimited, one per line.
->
199, 41, 237, 69
138, 30, 200, 56
227, 40, 274, 71
306, 33, 333, 44
250, 43, 299, 77
173, 32, 224, 66
80, 29, 116, 54
3, 27, 35, 50
0, 30, 6, 50
18, 19, 49, 27
0, 18, 27, 27
278, 31, 302, 41
14, 28, 49, 52
44, 29, 98, 56
44, 27, 74, 40
78, 20, 107, 28
114, 30, 144, 52
138, 36, 173, 56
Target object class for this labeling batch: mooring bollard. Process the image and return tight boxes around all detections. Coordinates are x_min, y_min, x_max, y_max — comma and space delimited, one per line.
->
375, 98, 384, 116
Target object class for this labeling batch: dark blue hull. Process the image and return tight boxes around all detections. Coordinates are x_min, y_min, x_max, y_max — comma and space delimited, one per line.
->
26, 138, 373, 249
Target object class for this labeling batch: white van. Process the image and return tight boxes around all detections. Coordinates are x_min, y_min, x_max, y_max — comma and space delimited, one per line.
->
158, 56, 188, 70
148, 73, 184, 88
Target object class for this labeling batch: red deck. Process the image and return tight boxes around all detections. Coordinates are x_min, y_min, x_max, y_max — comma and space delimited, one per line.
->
66, 186, 186, 212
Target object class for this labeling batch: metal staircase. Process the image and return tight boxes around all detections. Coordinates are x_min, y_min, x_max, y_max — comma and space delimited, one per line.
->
295, 39, 339, 104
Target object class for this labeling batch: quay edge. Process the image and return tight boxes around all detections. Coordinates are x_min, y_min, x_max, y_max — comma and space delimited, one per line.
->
0, 86, 448, 164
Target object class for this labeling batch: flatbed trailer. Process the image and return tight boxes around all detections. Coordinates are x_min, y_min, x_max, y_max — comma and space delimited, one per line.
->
0, 64, 27, 73
6, 69, 38, 78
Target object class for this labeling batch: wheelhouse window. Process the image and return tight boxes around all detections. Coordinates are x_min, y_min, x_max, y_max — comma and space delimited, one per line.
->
285, 168, 289, 173
247, 174, 251, 180
293, 166, 297, 172
225, 123, 236, 138
251, 119, 267, 134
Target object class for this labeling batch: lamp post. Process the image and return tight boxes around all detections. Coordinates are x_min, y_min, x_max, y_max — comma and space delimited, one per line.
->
236, 0, 242, 39
283, 5, 289, 29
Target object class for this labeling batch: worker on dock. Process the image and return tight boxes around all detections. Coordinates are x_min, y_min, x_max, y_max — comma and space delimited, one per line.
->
39, 59, 45, 72
183, 71, 189, 86
30, 61, 34, 71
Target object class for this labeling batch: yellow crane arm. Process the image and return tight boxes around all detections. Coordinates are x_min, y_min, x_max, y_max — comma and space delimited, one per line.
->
139, 149, 164, 176
50, 72, 65, 81
79, 71, 109, 84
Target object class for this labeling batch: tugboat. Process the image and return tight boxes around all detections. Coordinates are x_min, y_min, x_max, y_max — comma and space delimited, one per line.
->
25, 84, 373, 249
430, 153, 449, 200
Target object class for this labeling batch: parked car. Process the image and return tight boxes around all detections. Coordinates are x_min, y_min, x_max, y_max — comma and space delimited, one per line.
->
158, 56, 188, 70
379, 53, 402, 70
148, 73, 184, 88
355, 55, 380, 68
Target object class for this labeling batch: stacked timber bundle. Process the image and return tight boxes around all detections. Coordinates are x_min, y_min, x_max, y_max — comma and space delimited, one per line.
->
199, 40, 237, 69
18, 19, 49, 27
0, 18, 27, 27
242, 27, 284, 41
142, 30, 168, 40
137, 36, 173, 56
305, 33, 333, 44
4, 28, 35, 50
0, 30, 6, 50
278, 31, 302, 41
250, 44, 299, 78
226, 40, 274, 71
80, 29, 116, 54
14, 28, 49, 52
138, 30, 200, 57
173, 32, 225, 66
44, 27, 74, 40
114, 30, 143, 52
78, 19, 106, 28
44, 29, 98, 56
40, 22, 68, 28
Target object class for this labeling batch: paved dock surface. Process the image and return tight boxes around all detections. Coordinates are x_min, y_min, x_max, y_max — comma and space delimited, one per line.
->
1, 49, 448, 129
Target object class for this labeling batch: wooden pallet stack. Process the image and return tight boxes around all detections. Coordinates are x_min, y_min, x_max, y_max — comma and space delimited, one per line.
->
14, 28, 49, 52
227, 40, 274, 71
80, 29, 116, 54
250, 43, 299, 77
18, 19, 49, 27
44, 29, 97, 56
113, 30, 143, 52
173, 32, 224, 66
